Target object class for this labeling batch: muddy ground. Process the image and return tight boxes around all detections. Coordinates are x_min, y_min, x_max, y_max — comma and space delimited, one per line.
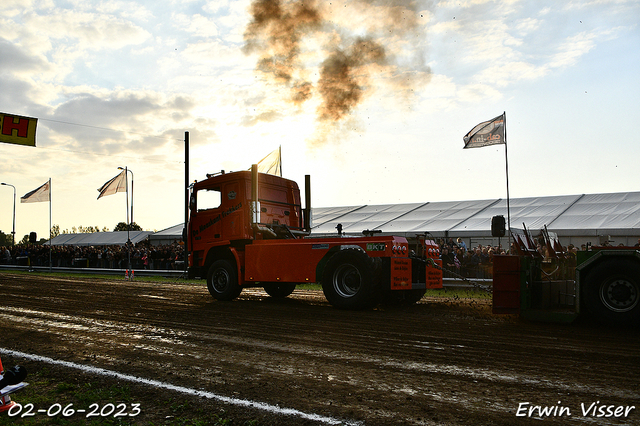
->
0, 272, 638, 425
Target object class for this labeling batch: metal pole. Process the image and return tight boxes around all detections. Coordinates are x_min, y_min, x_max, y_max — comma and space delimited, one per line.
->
130, 170, 134, 226
503, 111, 512, 252
49, 178, 52, 272
1, 183, 16, 245
118, 167, 134, 227
125, 167, 131, 271
184, 131, 189, 277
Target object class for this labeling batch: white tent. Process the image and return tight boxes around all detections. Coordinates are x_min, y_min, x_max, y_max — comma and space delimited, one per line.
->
48, 231, 152, 246
148, 224, 184, 246
311, 191, 640, 247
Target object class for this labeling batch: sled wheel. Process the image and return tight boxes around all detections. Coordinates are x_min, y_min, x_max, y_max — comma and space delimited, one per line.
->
583, 259, 640, 325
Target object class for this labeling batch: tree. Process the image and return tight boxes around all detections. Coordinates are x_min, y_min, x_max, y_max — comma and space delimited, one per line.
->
54, 224, 109, 234
0, 230, 11, 246
113, 222, 142, 232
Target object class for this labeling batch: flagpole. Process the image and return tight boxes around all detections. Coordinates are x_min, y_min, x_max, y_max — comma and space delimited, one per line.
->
125, 167, 131, 272
503, 111, 512, 252
48, 178, 52, 272
184, 131, 189, 278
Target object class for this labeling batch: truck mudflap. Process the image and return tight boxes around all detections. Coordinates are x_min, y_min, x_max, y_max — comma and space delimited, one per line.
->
385, 257, 443, 291
390, 257, 412, 290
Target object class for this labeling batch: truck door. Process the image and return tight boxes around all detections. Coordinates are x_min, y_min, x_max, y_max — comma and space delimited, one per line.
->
220, 181, 246, 241
191, 187, 223, 245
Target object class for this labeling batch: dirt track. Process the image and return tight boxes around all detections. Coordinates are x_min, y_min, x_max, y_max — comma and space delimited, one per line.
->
0, 272, 638, 425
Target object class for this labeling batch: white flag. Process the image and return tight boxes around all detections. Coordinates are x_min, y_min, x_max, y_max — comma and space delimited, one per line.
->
463, 113, 505, 149
257, 146, 282, 177
97, 170, 127, 199
21, 180, 50, 203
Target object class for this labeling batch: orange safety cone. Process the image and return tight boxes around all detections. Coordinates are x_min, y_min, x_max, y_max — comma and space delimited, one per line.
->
0, 356, 16, 413
131, 270, 134, 280
125, 269, 129, 280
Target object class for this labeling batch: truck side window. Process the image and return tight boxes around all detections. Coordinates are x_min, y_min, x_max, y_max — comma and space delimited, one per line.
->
197, 188, 221, 211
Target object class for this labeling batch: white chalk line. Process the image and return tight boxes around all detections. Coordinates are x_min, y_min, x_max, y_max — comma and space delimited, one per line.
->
0, 348, 360, 425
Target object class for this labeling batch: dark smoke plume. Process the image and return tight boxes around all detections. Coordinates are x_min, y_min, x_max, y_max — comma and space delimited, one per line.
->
318, 37, 387, 121
243, 0, 322, 84
244, 0, 431, 128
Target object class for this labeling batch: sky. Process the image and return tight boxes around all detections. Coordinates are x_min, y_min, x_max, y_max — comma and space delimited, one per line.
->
0, 0, 639, 242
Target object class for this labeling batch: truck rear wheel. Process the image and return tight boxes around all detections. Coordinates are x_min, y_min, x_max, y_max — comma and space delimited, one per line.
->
583, 259, 640, 325
322, 249, 380, 309
207, 260, 242, 301
263, 283, 296, 298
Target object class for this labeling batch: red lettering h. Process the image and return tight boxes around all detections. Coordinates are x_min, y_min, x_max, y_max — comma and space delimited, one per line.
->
2, 116, 29, 138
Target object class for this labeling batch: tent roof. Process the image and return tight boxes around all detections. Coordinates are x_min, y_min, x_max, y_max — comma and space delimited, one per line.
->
150, 224, 184, 237
311, 191, 640, 237
48, 231, 152, 246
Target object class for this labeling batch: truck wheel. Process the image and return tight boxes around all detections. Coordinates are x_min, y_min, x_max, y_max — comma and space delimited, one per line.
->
263, 283, 296, 298
207, 260, 242, 301
583, 259, 640, 325
322, 249, 379, 309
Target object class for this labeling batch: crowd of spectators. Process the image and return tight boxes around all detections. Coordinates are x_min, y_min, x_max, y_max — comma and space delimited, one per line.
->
0, 241, 185, 270
437, 237, 507, 279
6, 236, 625, 279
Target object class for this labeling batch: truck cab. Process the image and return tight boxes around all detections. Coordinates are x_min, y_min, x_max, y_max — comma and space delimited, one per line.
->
188, 170, 307, 278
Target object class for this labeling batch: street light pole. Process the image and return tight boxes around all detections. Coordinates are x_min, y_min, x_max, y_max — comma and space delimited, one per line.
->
1, 183, 16, 246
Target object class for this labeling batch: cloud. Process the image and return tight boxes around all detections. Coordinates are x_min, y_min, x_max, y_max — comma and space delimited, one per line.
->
173, 13, 220, 38
24, 10, 151, 51
240, 110, 285, 126
42, 91, 197, 154
547, 31, 598, 69
0, 37, 50, 73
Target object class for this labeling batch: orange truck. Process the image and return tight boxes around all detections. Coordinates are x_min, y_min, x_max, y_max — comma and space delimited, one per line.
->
187, 165, 442, 309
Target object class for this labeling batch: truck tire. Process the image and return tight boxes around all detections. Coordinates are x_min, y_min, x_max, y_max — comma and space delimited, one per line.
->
207, 260, 242, 301
263, 283, 296, 298
322, 249, 380, 309
583, 258, 640, 325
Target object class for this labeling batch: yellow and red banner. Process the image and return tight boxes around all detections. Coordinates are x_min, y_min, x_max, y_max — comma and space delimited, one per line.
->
0, 112, 37, 147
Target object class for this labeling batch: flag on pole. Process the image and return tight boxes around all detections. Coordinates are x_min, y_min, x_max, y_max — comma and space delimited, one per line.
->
20, 180, 50, 203
256, 146, 282, 176
463, 113, 505, 149
0, 112, 38, 147
97, 170, 127, 199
